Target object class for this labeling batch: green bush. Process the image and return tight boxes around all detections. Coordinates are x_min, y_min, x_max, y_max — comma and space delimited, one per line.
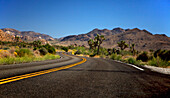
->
89, 54, 96, 57
127, 58, 136, 64
127, 58, 141, 65
74, 50, 81, 55
43, 44, 56, 54
76, 47, 87, 54
100, 47, 109, 56
110, 53, 122, 60
39, 47, 48, 55
110, 53, 117, 60
154, 49, 170, 61
136, 52, 149, 62
16, 49, 33, 57
48, 47, 56, 54
116, 55, 122, 60
61, 47, 68, 52
120, 50, 132, 56
0, 54, 60, 65
100, 54, 106, 58
148, 57, 170, 67
116, 50, 120, 54
33, 47, 38, 50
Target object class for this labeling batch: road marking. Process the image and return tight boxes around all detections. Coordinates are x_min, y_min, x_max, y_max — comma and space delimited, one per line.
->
0, 56, 86, 85
127, 63, 144, 71
114, 60, 144, 71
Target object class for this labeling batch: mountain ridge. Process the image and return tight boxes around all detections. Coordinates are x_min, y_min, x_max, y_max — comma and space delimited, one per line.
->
57, 27, 170, 51
1, 28, 54, 41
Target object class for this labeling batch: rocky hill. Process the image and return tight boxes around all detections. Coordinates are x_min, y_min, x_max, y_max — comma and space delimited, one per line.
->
60, 27, 125, 41
0, 29, 15, 42
57, 28, 170, 51
1, 28, 54, 41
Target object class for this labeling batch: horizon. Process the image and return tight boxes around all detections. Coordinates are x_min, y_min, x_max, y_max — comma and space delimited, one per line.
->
1, 27, 170, 38
0, 0, 170, 38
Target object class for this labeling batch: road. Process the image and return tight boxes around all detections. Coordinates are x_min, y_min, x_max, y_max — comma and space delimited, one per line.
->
0, 53, 169, 97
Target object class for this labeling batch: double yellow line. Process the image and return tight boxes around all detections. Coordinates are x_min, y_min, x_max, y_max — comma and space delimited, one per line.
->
0, 55, 86, 85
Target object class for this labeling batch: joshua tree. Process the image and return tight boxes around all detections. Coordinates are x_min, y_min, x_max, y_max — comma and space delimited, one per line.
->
94, 34, 105, 55
130, 43, 136, 55
88, 39, 95, 49
88, 34, 105, 55
117, 40, 128, 50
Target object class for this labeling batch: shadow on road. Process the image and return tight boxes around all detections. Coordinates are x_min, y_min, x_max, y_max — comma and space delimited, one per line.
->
62, 69, 143, 74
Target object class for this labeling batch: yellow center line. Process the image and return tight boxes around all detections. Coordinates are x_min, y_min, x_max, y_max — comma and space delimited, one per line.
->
0, 53, 86, 85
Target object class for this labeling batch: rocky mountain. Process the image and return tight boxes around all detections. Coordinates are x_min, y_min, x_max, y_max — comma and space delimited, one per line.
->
57, 28, 170, 51
0, 29, 15, 42
1, 28, 54, 41
60, 27, 125, 41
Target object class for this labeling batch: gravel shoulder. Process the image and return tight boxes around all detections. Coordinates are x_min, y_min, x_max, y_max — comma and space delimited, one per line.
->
143, 65, 170, 75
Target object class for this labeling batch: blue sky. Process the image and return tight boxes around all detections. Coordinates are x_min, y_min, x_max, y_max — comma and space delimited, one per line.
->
0, 0, 170, 38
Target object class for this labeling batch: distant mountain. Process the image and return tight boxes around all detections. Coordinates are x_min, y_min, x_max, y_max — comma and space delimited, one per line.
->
1, 28, 54, 41
57, 27, 170, 51
60, 27, 125, 41
0, 29, 15, 42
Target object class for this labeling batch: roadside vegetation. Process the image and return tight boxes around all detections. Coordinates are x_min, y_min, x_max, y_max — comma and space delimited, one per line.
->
0, 40, 60, 65
54, 34, 170, 68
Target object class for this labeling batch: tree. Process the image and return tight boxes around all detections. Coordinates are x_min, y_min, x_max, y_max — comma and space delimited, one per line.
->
117, 41, 128, 50
130, 43, 136, 55
33, 40, 41, 48
15, 36, 20, 42
94, 34, 105, 55
88, 34, 105, 55
88, 39, 95, 49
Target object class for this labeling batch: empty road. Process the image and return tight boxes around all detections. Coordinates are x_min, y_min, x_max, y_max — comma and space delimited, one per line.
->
0, 53, 169, 97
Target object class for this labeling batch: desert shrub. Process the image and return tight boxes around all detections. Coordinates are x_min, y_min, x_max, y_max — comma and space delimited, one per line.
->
16, 49, 33, 57
154, 49, 161, 57
3, 47, 9, 50
154, 49, 170, 61
148, 57, 170, 67
9, 48, 15, 54
61, 47, 68, 52
0, 54, 60, 65
39, 47, 48, 55
110, 53, 117, 60
33, 47, 38, 50
100, 54, 106, 58
74, 50, 81, 55
48, 47, 56, 54
127, 58, 136, 64
107, 49, 112, 55
110, 53, 122, 60
100, 47, 108, 56
136, 52, 149, 62
68, 45, 74, 49
74, 46, 89, 55
44, 54, 60, 60
15, 46, 19, 49
43, 44, 56, 54
120, 50, 132, 56
0, 50, 11, 58
127, 58, 141, 65
89, 53, 96, 57
112, 48, 116, 54
116, 55, 122, 60
149, 49, 154, 52
33, 50, 40, 57
116, 50, 120, 54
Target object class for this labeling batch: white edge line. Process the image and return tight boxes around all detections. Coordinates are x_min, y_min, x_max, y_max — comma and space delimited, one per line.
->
114, 60, 144, 71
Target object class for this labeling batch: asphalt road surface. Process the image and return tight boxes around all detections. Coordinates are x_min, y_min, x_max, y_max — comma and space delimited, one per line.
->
0, 53, 169, 98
